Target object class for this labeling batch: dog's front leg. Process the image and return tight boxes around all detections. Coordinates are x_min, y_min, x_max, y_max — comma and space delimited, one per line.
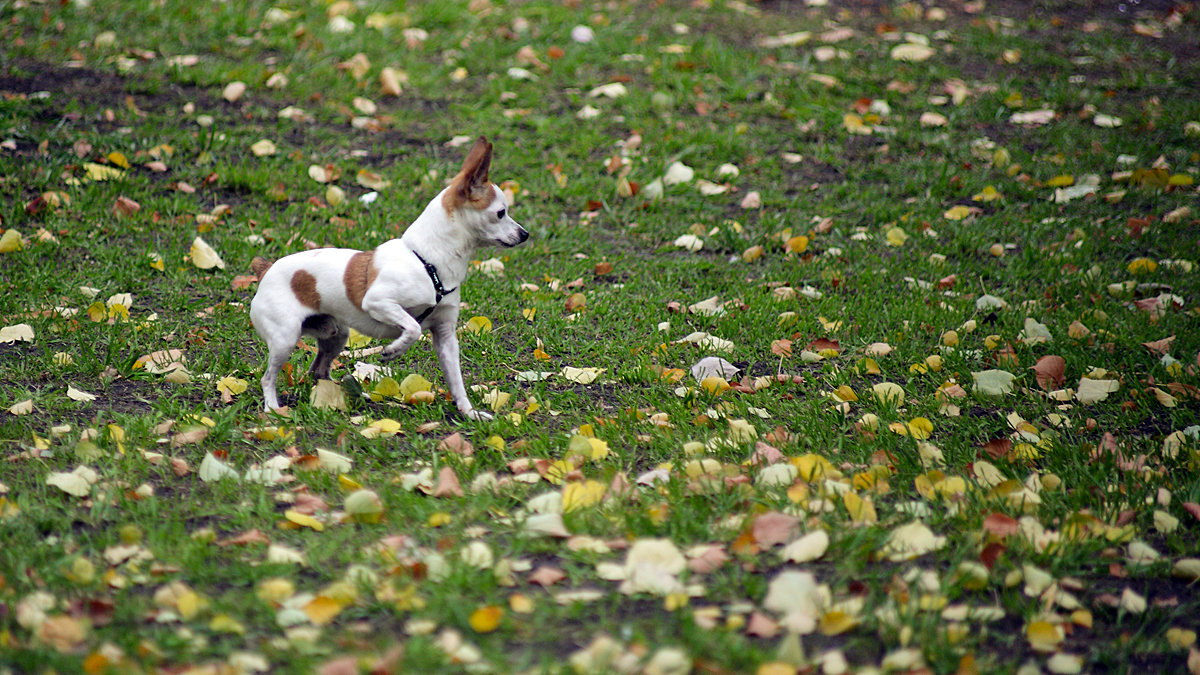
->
430, 320, 492, 421
362, 299, 423, 361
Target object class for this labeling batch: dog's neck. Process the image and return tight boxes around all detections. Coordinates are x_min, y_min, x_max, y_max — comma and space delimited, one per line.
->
398, 189, 476, 290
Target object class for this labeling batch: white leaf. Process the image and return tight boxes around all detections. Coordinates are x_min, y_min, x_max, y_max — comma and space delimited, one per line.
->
780, 530, 830, 563
588, 82, 627, 99
524, 512, 570, 538
1020, 317, 1053, 345
1076, 378, 1119, 404
756, 31, 811, 48
0, 323, 34, 343
975, 294, 1009, 310
67, 385, 96, 402
250, 139, 277, 157
199, 452, 239, 483
662, 161, 695, 186
514, 370, 555, 382
972, 369, 1016, 396
317, 448, 352, 474
1093, 113, 1123, 128
190, 237, 226, 270
690, 356, 739, 381
673, 234, 703, 251
688, 295, 725, 317
560, 366, 604, 384
47, 470, 93, 497
880, 521, 946, 561
7, 399, 33, 415
890, 43, 935, 62
1009, 109, 1056, 125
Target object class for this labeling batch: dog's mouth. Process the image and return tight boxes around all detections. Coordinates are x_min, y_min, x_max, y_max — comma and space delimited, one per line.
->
494, 228, 530, 247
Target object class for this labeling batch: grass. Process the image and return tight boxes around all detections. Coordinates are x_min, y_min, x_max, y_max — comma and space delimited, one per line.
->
2, 0, 1199, 673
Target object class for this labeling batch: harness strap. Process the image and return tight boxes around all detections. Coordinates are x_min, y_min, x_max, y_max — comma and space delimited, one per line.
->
411, 250, 457, 322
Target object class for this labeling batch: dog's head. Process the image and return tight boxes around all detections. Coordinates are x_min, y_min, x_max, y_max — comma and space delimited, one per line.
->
443, 136, 529, 248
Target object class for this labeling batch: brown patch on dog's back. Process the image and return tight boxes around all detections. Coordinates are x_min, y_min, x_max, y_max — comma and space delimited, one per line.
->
291, 270, 321, 310
344, 250, 379, 309
251, 256, 273, 278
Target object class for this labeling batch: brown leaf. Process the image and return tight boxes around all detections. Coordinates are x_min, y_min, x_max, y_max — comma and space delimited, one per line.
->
751, 512, 800, 547
170, 457, 190, 477
433, 467, 463, 498
749, 441, 784, 466
1142, 335, 1175, 355
1183, 502, 1200, 522
981, 512, 1020, 539
808, 338, 841, 353
217, 529, 270, 547
745, 611, 780, 638
528, 566, 566, 587
318, 657, 359, 675
770, 339, 793, 357
1030, 355, 1066, 390
231, 274, 258, 290
982, 438, 1013, 460
979, 542, 1005, 569
112, 196, 140, 218
687, 544, 729, 574
437, 432, 475, 457
292, 492, 330, 515
170, 427, 209, 448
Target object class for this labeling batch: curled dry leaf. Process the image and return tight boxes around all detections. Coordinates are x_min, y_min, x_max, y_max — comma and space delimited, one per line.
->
1031, 355, 1066, 390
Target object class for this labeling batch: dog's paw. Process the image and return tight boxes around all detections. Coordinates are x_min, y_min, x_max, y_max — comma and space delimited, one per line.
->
463, 408, 493, 422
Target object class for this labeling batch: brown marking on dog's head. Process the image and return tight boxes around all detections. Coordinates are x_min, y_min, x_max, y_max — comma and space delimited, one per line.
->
291, 270, 321, 310
251, 256, 273, 278
344, 250, 379, 309
442, 136, 494, 212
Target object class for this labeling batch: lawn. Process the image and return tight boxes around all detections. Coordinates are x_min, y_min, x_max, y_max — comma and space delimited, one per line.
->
1, 0, 1199, 673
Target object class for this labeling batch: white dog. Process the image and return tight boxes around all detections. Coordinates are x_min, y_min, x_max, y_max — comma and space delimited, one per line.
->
249, 136, 528, 419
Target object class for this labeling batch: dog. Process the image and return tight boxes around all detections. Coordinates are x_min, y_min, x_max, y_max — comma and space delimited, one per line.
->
248, 136, 528, 420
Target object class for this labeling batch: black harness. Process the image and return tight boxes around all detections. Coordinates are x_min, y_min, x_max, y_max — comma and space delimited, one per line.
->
411, 250, 456, 323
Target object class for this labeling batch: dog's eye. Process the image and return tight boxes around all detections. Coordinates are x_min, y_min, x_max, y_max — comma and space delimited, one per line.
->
496, 209, 506, 220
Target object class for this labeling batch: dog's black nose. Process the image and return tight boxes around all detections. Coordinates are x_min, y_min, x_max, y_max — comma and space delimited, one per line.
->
518, 228, 530, 243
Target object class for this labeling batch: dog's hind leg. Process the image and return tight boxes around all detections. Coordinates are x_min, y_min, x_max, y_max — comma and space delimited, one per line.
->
258, 322, 302, 412
309, 323, 349, 381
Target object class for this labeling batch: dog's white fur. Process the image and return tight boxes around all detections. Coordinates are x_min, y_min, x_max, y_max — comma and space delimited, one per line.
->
249, 136, 528, 419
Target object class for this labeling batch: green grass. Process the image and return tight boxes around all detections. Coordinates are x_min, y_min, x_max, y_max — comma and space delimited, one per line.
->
2, 0, 1200, 673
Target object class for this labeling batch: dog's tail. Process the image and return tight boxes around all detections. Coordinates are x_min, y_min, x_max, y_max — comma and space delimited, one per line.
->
250, 256, 273, 278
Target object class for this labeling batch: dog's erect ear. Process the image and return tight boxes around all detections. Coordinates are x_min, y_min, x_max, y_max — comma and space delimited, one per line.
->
461, 136, 492, 188
444, 136, 495, 211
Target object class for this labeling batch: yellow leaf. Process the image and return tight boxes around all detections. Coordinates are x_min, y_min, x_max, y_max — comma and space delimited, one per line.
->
106, 151, 130, 169
858, 358, 882, 375
399, 373, 433, 400
0, 229, 23, 253
468, 605, 504, 633
83, 162, 124, 181
885, 226, 909, 246
509, 594, 534, 614
786, 235, 809, 253
347, 327, 372, 348
793, 453, 835, 481
972, 186, 1001, 202
1026, 620, 1063, 652
217, 376, 248, 397
208, 613, 245, 634
843, 491, 877, 524
466, 316, 493, 334
1168, 173, 1194, 187
1046, 174, 1074, 187
256, 578, 295, 604
700, 376, 730, 394
1127, 257, 1157, 274
819, 610, 859, 635
373, 377, 401, 399
906, 417, 933, 439
522, 307, 536, 321
533, 348, 551, 361
832, 385, 858, 402
563, 480, 607, 512
87, 301, 107, 322
338, 475, 363, 491
843, 113, 871, 134
427, 511, 452, 527
148, 253, 165, 271
303, 595, 345, 626
177, 589, 207, 620
943, 205, 971, 220
356, 169, 391, 190
284, 509, 325, 531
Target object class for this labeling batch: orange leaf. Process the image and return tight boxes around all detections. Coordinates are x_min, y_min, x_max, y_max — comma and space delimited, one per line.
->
1030, 355, 1066, 390
770, 339, 793, 357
